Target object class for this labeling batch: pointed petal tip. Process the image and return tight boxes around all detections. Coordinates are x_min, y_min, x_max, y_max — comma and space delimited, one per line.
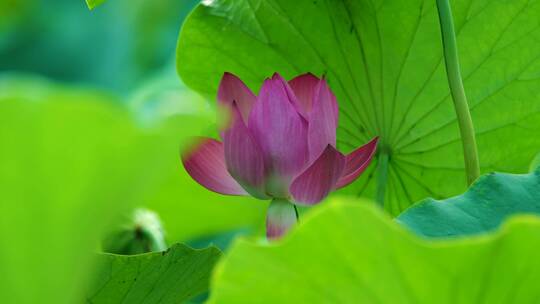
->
334, 136, 380, 189
270, 73, 291, 88
258, 77, 274, 91
221, 71, 233, 78
217, 72, 256, 125
316, 76, 336, 100
271, 72, 284, 80
218, 72, 241, 88
365, 136, 380, 152
288, 73, 322, 120
295, 72, 320, 81
181, 138, 248, 196
322, 143, 343, 155
365, 136, 380, 150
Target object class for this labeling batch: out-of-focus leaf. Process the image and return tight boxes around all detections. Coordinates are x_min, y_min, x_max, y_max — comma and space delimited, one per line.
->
0, 75, 208, 303
396, 170, 540, 237
177, 0, 540, 215
2, 0, 196, 94
87, 244, 221, 303
209, 199, 540, 303
0, 0, 34, 35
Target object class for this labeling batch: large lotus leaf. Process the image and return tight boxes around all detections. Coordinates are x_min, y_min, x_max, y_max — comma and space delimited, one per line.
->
208, 199, 540, 303
177, 0, 540, 215
397, 169, 540, 237
88, 244, 221, 303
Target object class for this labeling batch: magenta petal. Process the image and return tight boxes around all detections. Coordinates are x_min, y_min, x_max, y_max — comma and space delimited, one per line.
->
223, 103, 268, 199
266, 199, 297, 240
217, 72, 256, 123
335, 137, 379, 189
271, 73, 301, 111
307, 79, 339, 163
248, 74, 309, 181
182, 138, 247, 195
288, 73, 319, 119
290, 145, 346, 205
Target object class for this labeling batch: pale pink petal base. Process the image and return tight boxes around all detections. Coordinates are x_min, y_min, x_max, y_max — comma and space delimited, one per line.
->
266, 199, 297, 240
182, 138, 247, 196
290, 145, 346, 205
335, 137, 379, 189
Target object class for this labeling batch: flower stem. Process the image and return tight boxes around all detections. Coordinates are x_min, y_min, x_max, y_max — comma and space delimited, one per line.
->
376, 148, 389, 207
436, 0, 480, 186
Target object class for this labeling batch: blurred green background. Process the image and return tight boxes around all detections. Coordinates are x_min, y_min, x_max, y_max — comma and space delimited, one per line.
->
3, 1, 540, 303
1, 0, 267, 244
2, 0, 193, 93
0, 1, 266, 302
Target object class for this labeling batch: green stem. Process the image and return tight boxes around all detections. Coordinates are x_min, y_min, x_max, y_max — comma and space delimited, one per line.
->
376, 149, 389, 207
436, 0, 480, 186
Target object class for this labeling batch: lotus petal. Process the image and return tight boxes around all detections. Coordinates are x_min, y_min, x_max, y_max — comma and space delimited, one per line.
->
182, 138, 247, 195
217, 72, 256, 124
248, 74, 309, 182
223, 102, 268, 199
288, 73, 318, 119
290, 145, 345, 205
307, 79, 339, 163
335, 137, 379, 189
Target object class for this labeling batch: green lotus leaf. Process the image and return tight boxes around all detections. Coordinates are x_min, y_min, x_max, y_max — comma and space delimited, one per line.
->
397, 169, 540, 237
209, 199, 540, 303
88, 244, 221, 303
177, 0, 540, 215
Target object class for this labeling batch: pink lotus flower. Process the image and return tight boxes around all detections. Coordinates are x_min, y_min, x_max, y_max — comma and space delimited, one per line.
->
182, 72, 378, 240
